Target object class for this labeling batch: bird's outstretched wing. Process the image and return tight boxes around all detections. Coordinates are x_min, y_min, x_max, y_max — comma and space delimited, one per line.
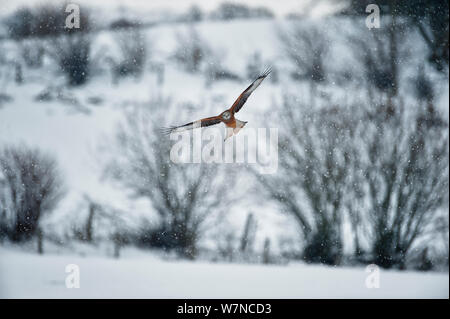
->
230, 67, 271, 114
161, 116, 222, 135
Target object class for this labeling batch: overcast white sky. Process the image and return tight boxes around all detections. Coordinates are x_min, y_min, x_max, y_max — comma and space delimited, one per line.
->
0, 0, 345, 18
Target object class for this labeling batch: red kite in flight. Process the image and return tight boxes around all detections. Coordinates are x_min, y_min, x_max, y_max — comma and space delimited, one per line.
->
164, 68, 271, 141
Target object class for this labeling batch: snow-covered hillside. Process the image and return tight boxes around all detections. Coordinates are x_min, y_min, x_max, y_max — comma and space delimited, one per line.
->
0, 0, 449, 300
0, 18, 305, 250
1, 16, 447, 251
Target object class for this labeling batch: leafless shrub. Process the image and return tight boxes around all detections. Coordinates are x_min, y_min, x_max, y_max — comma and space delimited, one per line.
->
0, 145, 65, 242
19, 40, 45, 68
9, 4, 96, 86
245, 52, 278, 83
413, 64, 434, 103
4, 7, 35, 40
255, 97, 359, 265
204, 58, 241, 84
355, 100, 448, 269
255, 93, 448, 268
34, 85, 89, 114
246, 52, 264, 80
349, 19, 409, 100
103, 96, 237, 259
0, 94, 13, 108
5, 3, 91, 39
181, 5, 204, 23
240, 212, 257, 255
173, 27, 212, 73
216, 229, 238, 262
209, 2, 274, 20
107, 29, 148, 83
110, 18, 142, 30
47, 34, 92, 86
432, 214, 449, 266
279, 23, 328, 84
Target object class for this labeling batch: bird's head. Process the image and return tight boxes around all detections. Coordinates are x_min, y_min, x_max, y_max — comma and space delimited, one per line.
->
221, 111, 231, 121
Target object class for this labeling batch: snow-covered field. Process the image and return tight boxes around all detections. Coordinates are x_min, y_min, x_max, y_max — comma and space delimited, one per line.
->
0, 246, 448, 299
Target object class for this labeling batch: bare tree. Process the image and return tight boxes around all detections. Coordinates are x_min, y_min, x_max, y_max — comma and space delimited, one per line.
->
255, 96, 359, 265
106, 28, 148, 84
413, 65, 435, 105
5, 4, 93, 86
19, 40, 45, 68
354, 99, 449, 268
104, 96, 236, 259
408, 1, 449, 72
255, 89, 448, 268
0, 145, 65, 242
172, 27, 212, 73
279, 23, 328, 84
349, 17, 408, 103
216, 229, 237, 262
183, 5, 204, 22
344, 0, 449, 72
72, 197, 97, 242
240, 212, 257, 254
262, 238, 271, 264
432, 213, 449, 265
47, 34, 92, 86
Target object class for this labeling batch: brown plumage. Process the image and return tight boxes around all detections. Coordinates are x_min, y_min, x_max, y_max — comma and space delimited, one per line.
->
163, 68, 271, 140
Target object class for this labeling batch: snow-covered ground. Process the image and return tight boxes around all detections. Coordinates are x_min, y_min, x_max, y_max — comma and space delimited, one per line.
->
0, 246, 448, 298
